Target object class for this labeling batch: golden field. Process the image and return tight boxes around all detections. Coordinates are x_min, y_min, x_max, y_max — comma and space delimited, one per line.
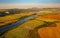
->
0, 12, 34, 27
0, 8, 60, 38
37, 14, 60, 38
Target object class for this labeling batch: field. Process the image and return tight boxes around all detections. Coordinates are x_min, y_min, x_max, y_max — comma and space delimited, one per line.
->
0, 12, 34, 27
0, 8, 60, 38
37, 14, 60, 38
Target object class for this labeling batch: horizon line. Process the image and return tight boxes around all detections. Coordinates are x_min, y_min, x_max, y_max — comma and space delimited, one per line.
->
0, 3, 60, 9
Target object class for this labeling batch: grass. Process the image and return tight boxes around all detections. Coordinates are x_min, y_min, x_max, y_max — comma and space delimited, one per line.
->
4, 19, 59, 38
0, 8, 60, 38
2, 19, 45, 38
0, 12, 34, 27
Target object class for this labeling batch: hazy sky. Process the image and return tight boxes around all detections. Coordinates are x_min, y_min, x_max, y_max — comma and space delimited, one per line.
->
0, 0, 60, 4
0, 0, 60, 9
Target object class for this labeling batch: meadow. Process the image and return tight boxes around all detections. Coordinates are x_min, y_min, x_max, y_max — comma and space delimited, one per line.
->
0, 8, 60, 38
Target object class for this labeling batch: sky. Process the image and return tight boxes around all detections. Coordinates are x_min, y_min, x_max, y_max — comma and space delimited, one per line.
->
0, 0, 60, 4
0, 0, 60, 9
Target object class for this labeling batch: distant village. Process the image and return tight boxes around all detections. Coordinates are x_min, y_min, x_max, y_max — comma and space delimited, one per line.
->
0, 8, 60, 17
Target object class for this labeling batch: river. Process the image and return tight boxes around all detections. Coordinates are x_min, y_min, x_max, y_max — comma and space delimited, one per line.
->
0, 14, 38, 36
